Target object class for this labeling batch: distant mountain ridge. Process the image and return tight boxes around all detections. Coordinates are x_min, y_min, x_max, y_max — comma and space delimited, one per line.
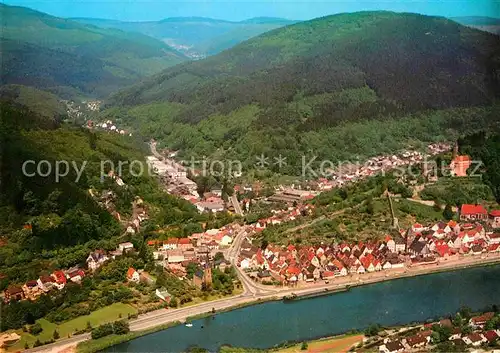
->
104, 11, 500, 173
0, 4, 187, 98
452, 16, 500, 35
71, 16, 299, 57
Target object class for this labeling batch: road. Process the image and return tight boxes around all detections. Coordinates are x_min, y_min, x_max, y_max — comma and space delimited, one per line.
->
24, 333, 90, 353
227, 227, 278, 296
230, 194, 244, 216
149, 140, 163, 160
25, 251, 500, 352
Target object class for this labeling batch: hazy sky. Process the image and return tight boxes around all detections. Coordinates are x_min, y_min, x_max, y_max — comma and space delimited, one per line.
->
2, 0, 499, 21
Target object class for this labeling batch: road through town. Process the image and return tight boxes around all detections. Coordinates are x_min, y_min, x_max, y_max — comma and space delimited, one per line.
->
26, 249, 500, 352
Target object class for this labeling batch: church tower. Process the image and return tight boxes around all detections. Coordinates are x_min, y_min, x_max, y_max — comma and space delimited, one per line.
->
203, 253, 212, 288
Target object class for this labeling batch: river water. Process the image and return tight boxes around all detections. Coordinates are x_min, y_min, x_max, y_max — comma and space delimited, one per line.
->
104, 265, 500, 352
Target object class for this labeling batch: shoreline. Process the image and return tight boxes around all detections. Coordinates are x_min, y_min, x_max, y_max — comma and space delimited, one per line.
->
22, 256, 500, 353
71, 256, 500, 353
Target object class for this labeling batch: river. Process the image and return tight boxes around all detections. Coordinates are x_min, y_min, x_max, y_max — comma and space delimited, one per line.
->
104, 264, 500, 352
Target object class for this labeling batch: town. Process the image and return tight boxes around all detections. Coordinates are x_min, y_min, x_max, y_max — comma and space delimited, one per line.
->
236, 203, 500, 286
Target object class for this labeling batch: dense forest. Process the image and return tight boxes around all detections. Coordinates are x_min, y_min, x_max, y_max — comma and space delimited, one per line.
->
0, 4, 187, 99
0, 101, 201, 286
459, 132, 500, 203
105, 12, 500, 174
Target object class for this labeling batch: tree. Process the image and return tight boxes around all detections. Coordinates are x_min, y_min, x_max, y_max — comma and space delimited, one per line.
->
29, 323, 43, 335
365, 195, 374, 215
460, 306, 472, 320
53, 329, 60, 340
113, 320, 130, 335
443, 204, 454, 220
214, 252, 225, 262
301, 342, 308, 350
169, 298, 178, 308
452, 313, 464, 327
364, 324, 381, 337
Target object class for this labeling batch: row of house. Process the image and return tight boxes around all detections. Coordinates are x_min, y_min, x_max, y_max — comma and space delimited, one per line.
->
87, 118, 130, 136
319, 143, 451, 188
238, 216, 500, 285
4, 268, 85, 303
460, 203, 500, 228
3, 240, 137, 304
87, 242, 135, 271
380, 313, 500, 353
145, 224, 236, 281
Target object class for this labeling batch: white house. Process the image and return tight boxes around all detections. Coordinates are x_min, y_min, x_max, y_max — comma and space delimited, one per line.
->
118, 242, 134, 253
126, 268, 140, 283
379, 341, 405, 353
86, 250, 109, 271
155, 288, 171, 302
240, 258, 251, 270
462, 334, 487, 346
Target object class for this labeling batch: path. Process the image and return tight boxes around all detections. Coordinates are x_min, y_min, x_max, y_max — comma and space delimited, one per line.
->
231, 194, 244, 216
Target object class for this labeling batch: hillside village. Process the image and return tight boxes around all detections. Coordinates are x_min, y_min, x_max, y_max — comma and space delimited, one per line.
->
237, 204, 500, 286
376, 311, 500, 353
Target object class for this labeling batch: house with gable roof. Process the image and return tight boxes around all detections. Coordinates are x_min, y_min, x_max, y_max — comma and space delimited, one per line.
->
489, 210, 500, 228
127, 268, 140, 283
460, 204, 488, 221
86, 250, 109, 271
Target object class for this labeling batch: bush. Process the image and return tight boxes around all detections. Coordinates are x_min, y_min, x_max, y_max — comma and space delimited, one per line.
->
53, 329, 60, 340
91, 323, 114, 339
364, 323, 382, 337
113, 320, 130, 335
29, 323, 43, 335
301, 342, 308, 350
91, 320, 130, 339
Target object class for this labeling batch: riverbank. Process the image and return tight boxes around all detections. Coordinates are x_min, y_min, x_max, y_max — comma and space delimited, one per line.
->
79, 258, 500, 353
77, 322, 181, 353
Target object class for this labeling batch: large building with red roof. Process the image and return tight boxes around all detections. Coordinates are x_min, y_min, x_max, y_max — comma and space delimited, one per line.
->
460, 204, 488, 221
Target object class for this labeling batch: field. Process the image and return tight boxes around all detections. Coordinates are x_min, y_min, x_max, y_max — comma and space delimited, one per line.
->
277, 334, 364, 353
8, 303, 137, 351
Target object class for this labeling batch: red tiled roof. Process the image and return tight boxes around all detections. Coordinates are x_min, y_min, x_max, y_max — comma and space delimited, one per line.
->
461, 204, 488, 215
40, 275, 54, 283
286, 266, 301, 275
471, 312, 495, 324
53, 270, 67, 284
490, 210, 500, 217
127, 267, 137, 279
483, 330, 499, 342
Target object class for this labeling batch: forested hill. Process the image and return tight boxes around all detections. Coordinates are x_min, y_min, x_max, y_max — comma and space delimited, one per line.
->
0, 4, 187, 99
0, 101, 200, 284
104, 12, 500, 172
110, 11, 500, 111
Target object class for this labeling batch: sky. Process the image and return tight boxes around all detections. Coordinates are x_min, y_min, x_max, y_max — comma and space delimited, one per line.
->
2, 0, 499, 21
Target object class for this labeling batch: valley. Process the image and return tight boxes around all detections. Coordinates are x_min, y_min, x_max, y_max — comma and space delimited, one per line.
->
1, 3, 500, 353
